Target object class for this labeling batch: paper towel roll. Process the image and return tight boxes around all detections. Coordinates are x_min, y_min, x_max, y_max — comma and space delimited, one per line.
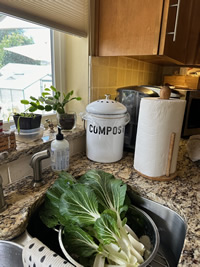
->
134, 98, 186, 180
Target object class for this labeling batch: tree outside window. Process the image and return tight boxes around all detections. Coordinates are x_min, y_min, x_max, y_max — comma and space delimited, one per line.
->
0, 14, 53, 121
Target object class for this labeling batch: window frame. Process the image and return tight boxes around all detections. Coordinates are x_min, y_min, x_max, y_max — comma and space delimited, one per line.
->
2, 28, 66, 130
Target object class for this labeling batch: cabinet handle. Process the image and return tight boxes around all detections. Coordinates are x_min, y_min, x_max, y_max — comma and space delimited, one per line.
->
167, 0, 181, 42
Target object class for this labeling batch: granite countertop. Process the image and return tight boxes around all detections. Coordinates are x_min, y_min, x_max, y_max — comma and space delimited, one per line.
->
0, 140, 199, 266
0, 125, 85, 166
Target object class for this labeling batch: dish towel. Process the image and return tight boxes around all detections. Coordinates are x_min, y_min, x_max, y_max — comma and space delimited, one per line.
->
187, 135, 200, 162
22, 238, 74, 267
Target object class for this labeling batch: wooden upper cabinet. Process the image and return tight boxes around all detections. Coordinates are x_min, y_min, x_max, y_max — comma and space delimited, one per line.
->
184, 0, 200, 65
97, 0, 164, 57
94, 0, 198, 65
159, 0, 193, 63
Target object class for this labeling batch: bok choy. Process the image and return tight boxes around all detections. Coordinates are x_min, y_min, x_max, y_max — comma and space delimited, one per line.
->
40, 169, 146, 267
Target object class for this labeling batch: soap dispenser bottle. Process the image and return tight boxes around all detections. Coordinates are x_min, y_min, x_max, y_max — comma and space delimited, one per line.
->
51, 126, 69, 172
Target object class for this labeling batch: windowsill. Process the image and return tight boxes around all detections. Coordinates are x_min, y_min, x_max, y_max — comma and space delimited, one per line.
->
0, 125, 85, 167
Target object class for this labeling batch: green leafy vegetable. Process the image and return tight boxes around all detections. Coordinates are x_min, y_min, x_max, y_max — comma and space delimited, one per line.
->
40, 169, 146, 267
59, 184, 100, 226
39, 198, 64, 228
63, 224, 99, 257
94, 213, 120, 245
80, 169, 128, 216
39, 172, 76, 227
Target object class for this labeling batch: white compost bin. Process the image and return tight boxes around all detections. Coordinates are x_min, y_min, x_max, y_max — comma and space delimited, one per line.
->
82, 95, 130, 163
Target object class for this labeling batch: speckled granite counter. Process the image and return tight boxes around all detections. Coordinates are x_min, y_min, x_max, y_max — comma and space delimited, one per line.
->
0, 140, 199, 266
0, 125, 85, 166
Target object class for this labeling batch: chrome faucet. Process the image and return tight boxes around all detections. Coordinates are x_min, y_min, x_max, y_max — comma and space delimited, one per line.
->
0, 175, 7, 213
30, 149, 50, 187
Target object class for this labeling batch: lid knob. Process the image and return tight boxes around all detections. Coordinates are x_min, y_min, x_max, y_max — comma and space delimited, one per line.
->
105, 94, 111, 100
86, 94, 127, 114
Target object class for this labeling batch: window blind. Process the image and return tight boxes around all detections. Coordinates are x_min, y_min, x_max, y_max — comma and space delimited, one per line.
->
0, 0, 89, 37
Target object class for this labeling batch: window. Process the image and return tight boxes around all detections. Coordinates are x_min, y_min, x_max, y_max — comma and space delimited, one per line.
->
0, 14, 54, 121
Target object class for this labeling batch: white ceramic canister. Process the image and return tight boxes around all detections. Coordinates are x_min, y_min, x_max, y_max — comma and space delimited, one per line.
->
82, 95, 130, 163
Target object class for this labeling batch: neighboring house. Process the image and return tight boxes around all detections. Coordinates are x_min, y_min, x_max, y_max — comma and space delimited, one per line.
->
0, 63, 52, 119
4, 43, 51, 63
0, 15, 52, 119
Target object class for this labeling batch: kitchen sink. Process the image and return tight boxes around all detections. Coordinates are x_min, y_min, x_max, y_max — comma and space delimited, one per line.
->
127, 189, 187, 267
0, 240, 23, 267
26, 190, 187, 267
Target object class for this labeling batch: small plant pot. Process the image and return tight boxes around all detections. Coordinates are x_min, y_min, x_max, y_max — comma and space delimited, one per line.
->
13, 114, 42, 130
57, 112, 76, 130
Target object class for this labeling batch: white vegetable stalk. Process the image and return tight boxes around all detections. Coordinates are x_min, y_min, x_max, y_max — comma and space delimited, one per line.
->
93, 254, 105, 267
118, 223, 145, 261
129, 245, 144, 263
93, 223, 145, 267
104, 243, 128, 262
124, 224, 139, 241
128, 232, 145, 253
105, 253, 128, 265
105, 264, 139, 267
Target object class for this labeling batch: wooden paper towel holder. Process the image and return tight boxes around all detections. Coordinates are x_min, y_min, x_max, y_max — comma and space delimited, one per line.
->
135, 170, 177, 181
134, 86, 178, 181
160, 85, 171, 99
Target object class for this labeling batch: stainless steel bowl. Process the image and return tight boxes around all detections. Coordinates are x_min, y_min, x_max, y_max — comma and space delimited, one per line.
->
127, 205, 160, 266
0, 240, 23, 267
58, 205, 160, 267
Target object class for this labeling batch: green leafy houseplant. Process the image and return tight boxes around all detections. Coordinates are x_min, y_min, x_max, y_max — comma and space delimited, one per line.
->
21, 86, 82, 130
13, 113, 41, 133
9, 103, 41, 133
21, 86, 81, 114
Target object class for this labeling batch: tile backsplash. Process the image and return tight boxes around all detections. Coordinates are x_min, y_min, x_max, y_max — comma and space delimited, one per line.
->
90, 56, 163, 101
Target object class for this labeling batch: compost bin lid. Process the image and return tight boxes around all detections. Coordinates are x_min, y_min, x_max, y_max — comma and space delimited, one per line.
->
86, 95, 127, 115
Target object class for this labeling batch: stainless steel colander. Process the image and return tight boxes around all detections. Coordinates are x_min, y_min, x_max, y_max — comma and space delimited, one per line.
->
58, 205, 160, 267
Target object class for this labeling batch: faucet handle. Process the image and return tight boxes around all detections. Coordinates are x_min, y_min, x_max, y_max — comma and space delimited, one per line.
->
0, 175, 7, 213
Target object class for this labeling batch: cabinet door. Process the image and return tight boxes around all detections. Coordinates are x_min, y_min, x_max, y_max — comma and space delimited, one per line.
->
97, 0, 164, 56
185, 0, 200, 65
159, 0, 193, 63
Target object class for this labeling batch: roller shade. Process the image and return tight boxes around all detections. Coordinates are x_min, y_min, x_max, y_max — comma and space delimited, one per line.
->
0, 0, 89, 37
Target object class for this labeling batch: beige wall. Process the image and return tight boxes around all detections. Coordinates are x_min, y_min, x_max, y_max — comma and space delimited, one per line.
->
65, 35, 89, 125
64, 35, 164, 116
90, 56, 163, 101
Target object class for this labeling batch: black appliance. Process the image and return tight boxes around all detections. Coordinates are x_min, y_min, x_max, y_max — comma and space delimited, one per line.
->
117, 86, 200, 150
116, 86, 159, 151
135, 86, 200, 137
174, 89, 200, 137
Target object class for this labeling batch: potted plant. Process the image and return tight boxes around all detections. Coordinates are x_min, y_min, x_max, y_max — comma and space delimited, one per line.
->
21, 86, 81, 130
9, 101, 42, 133
13, 113, 42, 133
